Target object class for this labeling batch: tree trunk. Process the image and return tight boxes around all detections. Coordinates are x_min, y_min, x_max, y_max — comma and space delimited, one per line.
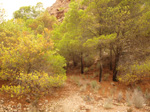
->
113, 51, 120, 82
73, 55, 77, 67
27, 62, 31, 74
81, 52, 84, 74
110, 44, 113, 71
99, 47, 103, 82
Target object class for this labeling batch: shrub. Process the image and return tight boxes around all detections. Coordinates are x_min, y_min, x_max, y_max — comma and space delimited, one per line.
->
84, 55, 94, 67
0, 72, 67, 99
117, 91, 123, 102
80, 85, 87, 92
103, 97, 113, 109
132, 89, 145, 108
90, 80, 101, 92
144, 89, 150, 105
0, 35, 66, 80
71, 76, 81, 86
103, 73, 110, 81
92, 72, 99, 78
126, 90, 132, 106
127, 108, 133, 112
84, 67, 89, 73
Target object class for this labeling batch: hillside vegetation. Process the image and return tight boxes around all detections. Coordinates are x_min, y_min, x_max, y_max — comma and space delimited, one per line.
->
0, 0, 150, 111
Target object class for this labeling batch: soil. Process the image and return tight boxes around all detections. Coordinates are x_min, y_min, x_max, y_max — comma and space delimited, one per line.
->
0, 68, 150, 112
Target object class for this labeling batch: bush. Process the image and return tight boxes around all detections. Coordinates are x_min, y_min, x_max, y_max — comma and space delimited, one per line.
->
92, 72, 99, 78
103, 97, 113, 109
84, 55, 94, 67
84, 67, 89, 73
132, 89, 145, 108
144, 89, 150, 105
90, 80, 101, 91
117, 91, 123, 102
0, 35, 66, 80
103, 73, 110, 81
126, 91, 132, 106
0, 72, 67, 99
71, 76, 81, 86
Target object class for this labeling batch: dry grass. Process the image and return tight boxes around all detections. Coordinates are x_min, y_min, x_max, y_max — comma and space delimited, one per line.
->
132, 89, 145, 108
103, 97, 113, 109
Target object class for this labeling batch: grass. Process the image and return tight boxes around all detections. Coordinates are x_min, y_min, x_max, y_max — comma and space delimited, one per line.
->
102, 88, 105, 95
103, 97, 113, 109
92, 72, 99, 78
83, 95, 93, 102
109, 87, 116, 96
84, 67, 89, 73
80, 85, 87, 92
126, 90, 132, 106
70, 76, 81, 87
117, 91, 123, 102
132, 89, 145, 108
144, 89, 150, 106
127, 108, 133, 112
103, 73, 110, 81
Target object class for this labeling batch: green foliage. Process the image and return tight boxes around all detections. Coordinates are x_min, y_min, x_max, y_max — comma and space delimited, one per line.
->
90, 80, 101, 91
0, 72, 66, 98
84, 67, 89, 73
103, 73, 110, 81
13, 2, 45, 20
0, 33, 66, 80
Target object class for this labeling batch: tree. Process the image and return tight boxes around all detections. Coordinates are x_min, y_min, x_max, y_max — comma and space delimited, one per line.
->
52, 1, 92, 74
13, 2, 44, 20
0, 7, 5, 23
81, 0, 150, 82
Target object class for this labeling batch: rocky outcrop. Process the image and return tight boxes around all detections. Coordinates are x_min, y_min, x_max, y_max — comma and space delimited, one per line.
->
47, 0, 71, 22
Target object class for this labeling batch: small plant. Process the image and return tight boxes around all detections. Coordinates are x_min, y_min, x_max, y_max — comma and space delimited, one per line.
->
58, 7, 65, 12
102, 88, 105, 95
103, 97, 113, 109
81, 74, 86, 79
144, 89, 150, 106
90, 81, 98, 89
70, 76, 81, 86
83, 95, 93, 102
127, 108, 133, 112
96, 63, 100, 69
117, 91, 123, 102
84, 67, 89, 73
90, 80, 101, 93
109, 88, 116, 96
90, 65, 94, 70
136, 86, 142, 91
103, 73, 110, 81
92, 72, 99, 78
132, 89, 145, 108
126, 90, 132, 106
80, 85, 87, 92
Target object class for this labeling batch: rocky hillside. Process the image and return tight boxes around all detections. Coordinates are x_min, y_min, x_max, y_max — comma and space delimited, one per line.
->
47, 0, 71, 22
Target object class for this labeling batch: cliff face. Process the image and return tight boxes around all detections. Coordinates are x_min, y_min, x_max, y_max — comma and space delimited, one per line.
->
47, 0, 71, 22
